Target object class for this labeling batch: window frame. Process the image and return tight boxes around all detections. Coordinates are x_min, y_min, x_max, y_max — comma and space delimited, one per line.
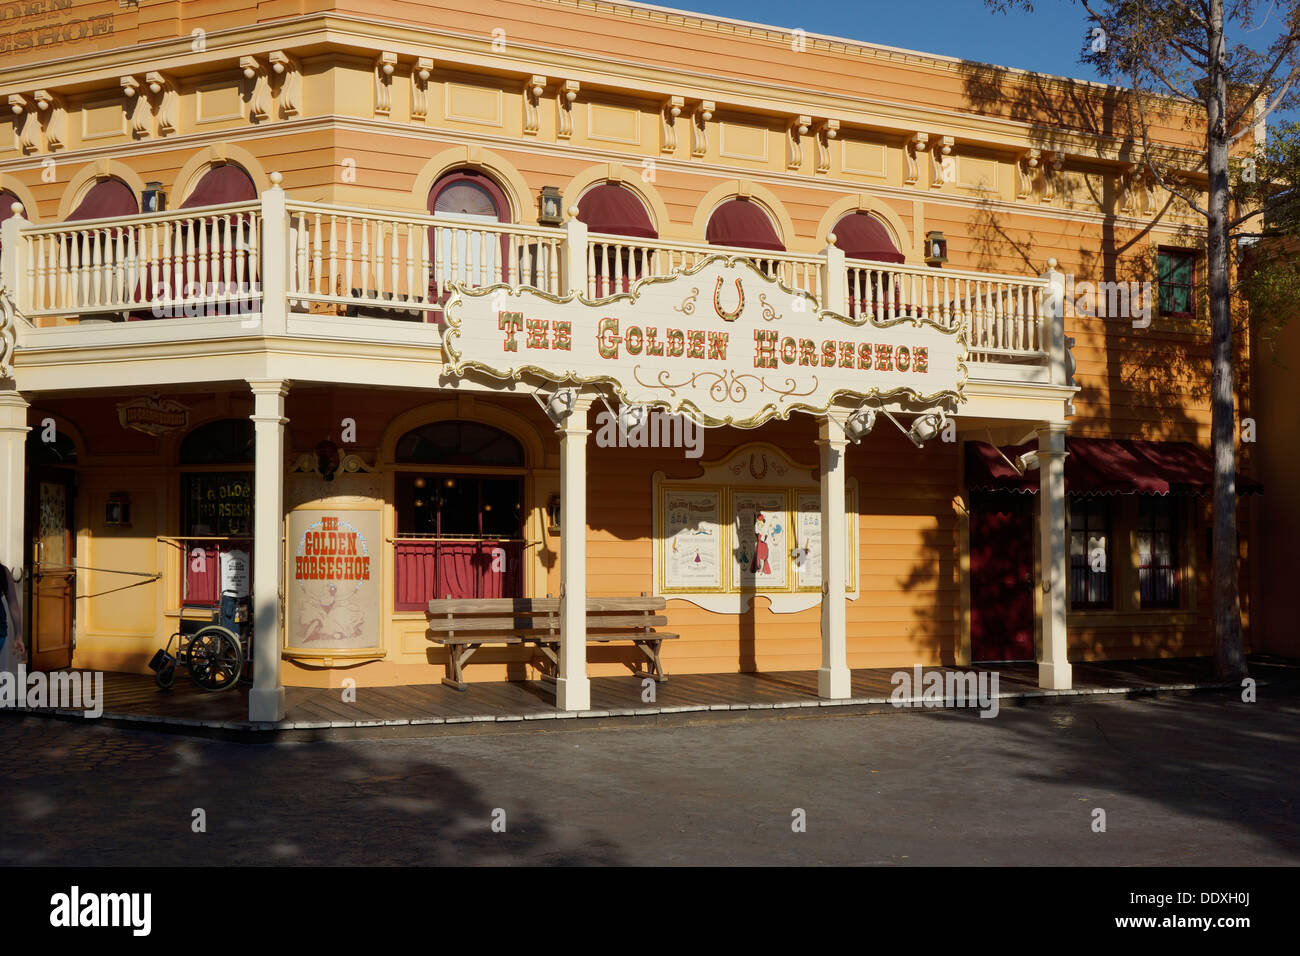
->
1156, 246, 1197, 320
1068, 497, 1114, 610
1137, 497, 1180, 609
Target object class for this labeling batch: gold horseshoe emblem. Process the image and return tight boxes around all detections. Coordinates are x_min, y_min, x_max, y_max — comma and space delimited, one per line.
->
713, 276, 745, 321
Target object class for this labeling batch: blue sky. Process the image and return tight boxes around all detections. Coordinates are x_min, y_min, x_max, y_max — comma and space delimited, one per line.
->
658, 0, 1108, 83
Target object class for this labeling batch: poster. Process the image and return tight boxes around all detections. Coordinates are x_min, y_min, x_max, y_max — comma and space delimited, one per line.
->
286, 509, 382, 653
794, 491, 857, 590
731, 491, 788, 590
662, 488, 723, 590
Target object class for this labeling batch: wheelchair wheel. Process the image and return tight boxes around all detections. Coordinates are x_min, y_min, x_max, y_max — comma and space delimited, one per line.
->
155, 662, 176, 691
188, 625, 244, 692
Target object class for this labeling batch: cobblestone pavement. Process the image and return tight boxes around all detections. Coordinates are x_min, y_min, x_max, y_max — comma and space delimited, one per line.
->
1, 689, 1296, 866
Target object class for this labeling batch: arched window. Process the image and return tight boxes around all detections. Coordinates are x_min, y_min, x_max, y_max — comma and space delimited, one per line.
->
179, 418, 254, 607
393, 420, 525, 607
577, 183, 656, 238
833, 212, 904, 263
579, 182, 658, 297
705, 198, 785, 252
428, 169, 509, 222
425, 170, 514, 317
180, 418, 254, 465
181, 163, 257, 208
395, 420, 524, 467
67, 178, 138, 221
30, 429, 77, 465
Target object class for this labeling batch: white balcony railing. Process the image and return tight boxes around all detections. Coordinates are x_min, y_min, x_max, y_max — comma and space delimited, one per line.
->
11, 201, 263, 319
0, 180, 1066, 384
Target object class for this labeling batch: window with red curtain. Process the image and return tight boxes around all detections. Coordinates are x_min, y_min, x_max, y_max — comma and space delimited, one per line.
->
67, 178, 138, 221
705, 198, 785, 251
392, 421, 526, 609
837, 212, 907, 318
579, 183, 658, 296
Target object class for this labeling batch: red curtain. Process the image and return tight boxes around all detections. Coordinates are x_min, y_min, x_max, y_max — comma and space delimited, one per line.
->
68, 179, 138, 221
180, 165, 256, 208
395, 540, 523, 610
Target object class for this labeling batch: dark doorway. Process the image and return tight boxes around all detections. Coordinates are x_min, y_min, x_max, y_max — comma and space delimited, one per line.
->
969, 492, 1036, 662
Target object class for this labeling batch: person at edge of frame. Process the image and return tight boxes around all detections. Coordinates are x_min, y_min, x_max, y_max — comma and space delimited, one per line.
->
0, 562, 26, 674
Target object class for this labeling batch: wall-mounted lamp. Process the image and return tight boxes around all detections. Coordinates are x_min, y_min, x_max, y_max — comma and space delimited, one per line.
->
924, 230, 948, 267
533, 386, 578, 425
844, 407, 877, 444
142, 181, 166, 213
105, 491, 131, 527
907, 410, 948, 446
538, 186, 564, 226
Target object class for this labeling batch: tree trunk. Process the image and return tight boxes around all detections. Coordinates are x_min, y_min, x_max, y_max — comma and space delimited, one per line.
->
1206, 0, 1247, 681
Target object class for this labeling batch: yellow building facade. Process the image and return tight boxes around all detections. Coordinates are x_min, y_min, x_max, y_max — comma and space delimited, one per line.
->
0, 0, 1263, 719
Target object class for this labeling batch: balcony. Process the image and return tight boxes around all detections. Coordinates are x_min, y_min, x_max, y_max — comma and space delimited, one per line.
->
0, 179, 1068, 392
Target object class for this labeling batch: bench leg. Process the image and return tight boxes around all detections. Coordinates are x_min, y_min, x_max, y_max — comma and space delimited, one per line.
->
533, 642, 560, 689
631, 639, 667, 682
442, 643, 481, 691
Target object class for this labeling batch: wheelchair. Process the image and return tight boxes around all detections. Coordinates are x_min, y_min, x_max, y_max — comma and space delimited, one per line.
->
150, 598, 251, 693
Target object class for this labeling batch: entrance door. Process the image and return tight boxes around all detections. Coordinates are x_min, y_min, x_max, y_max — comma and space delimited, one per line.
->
29, 471, 76, 671
969, 493, 1035, 662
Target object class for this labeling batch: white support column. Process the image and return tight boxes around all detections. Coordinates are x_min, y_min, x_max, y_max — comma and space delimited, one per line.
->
0, 391, 30, 594
563, 211, 589, 296
248, 379, 289, 722
556, 393, 592, 710
1036, 422, 1071, 689
818, 414, 851, 698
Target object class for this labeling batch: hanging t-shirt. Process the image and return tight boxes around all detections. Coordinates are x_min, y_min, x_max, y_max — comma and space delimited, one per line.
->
220, 549, 250, 598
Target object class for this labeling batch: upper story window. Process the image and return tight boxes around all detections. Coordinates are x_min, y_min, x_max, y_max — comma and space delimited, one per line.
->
705, 198, 784, 252
181, 164, 256, 208
1157, 247, 1196, 318
833, 212, 904, 263
429, 170, 510, 222
577, 183, 657, 238
68, 177, 138, 221
395, 420, 524, 467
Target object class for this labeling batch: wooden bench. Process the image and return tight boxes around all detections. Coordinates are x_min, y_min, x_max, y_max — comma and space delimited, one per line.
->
426, 595, 678, 691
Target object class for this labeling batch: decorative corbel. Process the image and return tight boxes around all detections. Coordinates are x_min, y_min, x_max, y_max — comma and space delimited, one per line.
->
904, 132, 928, 185
239, 57, 271, 122
269, 51, 301, 118
120, 76, 152, 139
556, 80, 579, 139
523, 75, 547, 135
786, 115, 811, 170
7, 93, 36, 155
814, 119, 839, 174
374, 52, 397, 117
1042, 151, 1064, 202
691, 99, 714, 158
1119, 163, 1138, 214
411, 58, 433, 121
144, 72, 178, 136
33, 91, 67, 152
1017, 148, 1040, 200
932, 135, 954, 188
661, 95, 683, 154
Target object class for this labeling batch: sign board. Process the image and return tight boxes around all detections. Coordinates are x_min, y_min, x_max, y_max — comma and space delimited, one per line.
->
443, 255, 966, 427
117, 395, 189, 436
285, 509, 382, 656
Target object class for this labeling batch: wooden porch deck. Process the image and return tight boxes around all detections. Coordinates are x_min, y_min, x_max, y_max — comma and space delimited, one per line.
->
6, 655, 1296, 738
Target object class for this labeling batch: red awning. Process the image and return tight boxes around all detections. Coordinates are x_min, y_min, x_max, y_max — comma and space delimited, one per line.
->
965, 437, 1263, 496
181, 165, 256, 208
577, 184, 657, 239
67, 179, 138, 222
706, 198, 785, 251
834, 212, 905, 263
